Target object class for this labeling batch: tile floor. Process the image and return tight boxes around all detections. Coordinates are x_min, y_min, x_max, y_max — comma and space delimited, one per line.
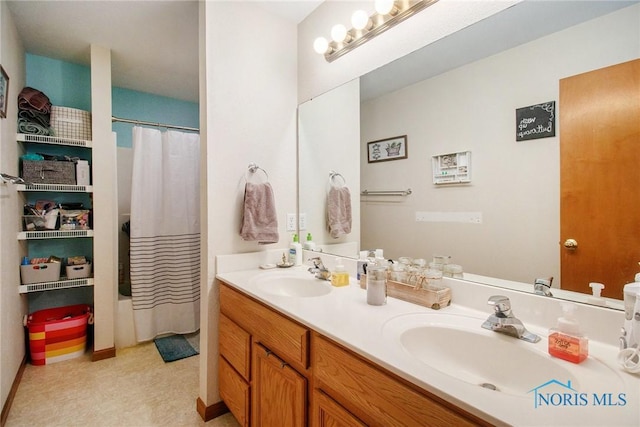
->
5, 342, 240, 427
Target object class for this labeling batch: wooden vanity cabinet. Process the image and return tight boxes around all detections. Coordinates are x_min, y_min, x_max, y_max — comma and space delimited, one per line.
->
311, 333, 488, 427
218, 280, 487, 427
218, 281, 310, 426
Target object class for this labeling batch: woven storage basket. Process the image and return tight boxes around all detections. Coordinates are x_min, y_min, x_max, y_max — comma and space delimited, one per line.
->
22, 160, 76, 185
51, 106, 92, 141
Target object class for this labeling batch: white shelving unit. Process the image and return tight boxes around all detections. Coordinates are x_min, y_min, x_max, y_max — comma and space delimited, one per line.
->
17, 133, 94, 294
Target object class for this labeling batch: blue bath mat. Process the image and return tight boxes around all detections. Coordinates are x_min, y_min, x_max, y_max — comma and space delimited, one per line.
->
154, 334, 199, 363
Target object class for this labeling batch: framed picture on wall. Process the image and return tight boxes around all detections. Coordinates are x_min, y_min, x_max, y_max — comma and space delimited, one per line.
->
367, 135, 408, 163
0, 65, 8, 119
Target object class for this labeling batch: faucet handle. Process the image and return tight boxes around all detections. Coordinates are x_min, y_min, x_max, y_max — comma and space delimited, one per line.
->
487, 295, 511, 315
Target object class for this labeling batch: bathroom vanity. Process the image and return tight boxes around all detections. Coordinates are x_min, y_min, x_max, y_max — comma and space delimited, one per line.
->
218, 280, 484, 426
216, 257, 639, 427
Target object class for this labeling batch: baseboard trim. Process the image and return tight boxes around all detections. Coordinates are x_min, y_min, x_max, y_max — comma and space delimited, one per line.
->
92, 346, 116, 362
196, 397, 229, 422
1, 355, 27, 427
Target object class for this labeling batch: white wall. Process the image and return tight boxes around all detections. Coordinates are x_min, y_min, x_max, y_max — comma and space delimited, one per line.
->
298, 78, 361, 254
360, 6, 640, 283
199, 1, 298, 408
0, 0, 26, 412
297, 0, 517, 102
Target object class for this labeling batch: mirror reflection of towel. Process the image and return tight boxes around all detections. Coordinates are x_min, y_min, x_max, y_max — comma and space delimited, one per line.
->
240, 182, 279, 244
327, 186, 352, 238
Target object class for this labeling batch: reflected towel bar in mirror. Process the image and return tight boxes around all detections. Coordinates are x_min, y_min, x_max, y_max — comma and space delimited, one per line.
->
361, 188, 412, 196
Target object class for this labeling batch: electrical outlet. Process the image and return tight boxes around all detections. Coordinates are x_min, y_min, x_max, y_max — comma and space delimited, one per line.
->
286, 213, 297, 231
298, 213, 307, 231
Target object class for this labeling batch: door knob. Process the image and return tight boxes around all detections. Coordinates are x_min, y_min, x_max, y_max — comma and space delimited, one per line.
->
563, 238, 578, 249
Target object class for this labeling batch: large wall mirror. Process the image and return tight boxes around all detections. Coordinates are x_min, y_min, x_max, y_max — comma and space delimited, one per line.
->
298, 1, 639, 308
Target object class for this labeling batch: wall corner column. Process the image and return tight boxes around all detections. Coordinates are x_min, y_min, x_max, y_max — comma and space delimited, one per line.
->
90, 44, 117, 357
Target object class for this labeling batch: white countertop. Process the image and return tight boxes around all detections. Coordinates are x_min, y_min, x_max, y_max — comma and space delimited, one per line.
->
216, 265, 640, 427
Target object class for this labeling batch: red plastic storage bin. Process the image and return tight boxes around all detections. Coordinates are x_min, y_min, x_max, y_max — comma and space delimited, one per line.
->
26, 304, 91, 365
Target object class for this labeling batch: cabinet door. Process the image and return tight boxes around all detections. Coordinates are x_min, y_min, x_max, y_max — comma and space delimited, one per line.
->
252, 343, 307, 427
312, 389, 366, 427
219, 356, 250, 427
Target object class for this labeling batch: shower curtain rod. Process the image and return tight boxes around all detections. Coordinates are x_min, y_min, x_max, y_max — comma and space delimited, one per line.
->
111, 116, 199, 132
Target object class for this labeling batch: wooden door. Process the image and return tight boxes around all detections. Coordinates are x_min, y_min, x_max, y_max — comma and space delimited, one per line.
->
560, 59, 640, 298
252, 342, 307, 427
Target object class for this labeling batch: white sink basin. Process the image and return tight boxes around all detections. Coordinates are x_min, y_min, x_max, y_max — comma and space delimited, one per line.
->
382, 313, 622, 397
249, 271, 332, 298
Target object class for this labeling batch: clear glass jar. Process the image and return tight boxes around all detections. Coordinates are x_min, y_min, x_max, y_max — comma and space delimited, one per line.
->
443, 264, 463, 278
389, 263, 407, 283
424, 268, 443, 289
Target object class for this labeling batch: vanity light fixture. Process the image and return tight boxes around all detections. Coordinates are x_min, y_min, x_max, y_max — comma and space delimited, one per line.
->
313, 0, 438, 62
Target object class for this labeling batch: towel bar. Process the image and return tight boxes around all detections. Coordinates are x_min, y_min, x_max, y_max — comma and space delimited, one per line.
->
360, 188, 412, 196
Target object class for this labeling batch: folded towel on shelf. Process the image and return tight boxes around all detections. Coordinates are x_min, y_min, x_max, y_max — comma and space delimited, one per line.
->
17, 87, 52, 114
327, 185, 352, 238
240, 182, 279, 244
18, 118, 52, 135
19, 109, 50, 128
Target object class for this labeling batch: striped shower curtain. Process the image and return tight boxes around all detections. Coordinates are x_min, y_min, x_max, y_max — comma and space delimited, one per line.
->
129, 126, 200, 342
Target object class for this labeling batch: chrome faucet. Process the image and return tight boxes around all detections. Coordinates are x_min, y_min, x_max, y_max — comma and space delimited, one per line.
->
534, 277, 554, 297
481, 295, 541, 343
308, 257, 331, 281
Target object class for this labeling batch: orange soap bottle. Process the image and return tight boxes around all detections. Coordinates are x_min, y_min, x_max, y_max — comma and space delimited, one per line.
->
548, 303, 588, 364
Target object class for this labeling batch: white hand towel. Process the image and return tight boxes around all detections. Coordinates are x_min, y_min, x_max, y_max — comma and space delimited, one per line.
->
240, 182, 279, 244
327, 185, 352, 238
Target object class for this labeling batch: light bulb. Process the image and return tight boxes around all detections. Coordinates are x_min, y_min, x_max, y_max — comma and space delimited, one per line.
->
375, 0, 395, 15
351, 10, 370, 30
331, 24, 348, 42
313, 37, 329, 54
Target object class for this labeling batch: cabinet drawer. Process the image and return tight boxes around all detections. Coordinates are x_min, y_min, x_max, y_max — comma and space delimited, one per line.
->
219, 281, 309, 372
312, 333, 482, 427
219, 356, 250, 427
219, 313, 251, 381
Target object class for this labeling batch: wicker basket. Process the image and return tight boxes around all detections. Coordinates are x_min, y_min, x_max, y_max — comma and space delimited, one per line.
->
51, 106, 92, 141
21, 160, 76, 185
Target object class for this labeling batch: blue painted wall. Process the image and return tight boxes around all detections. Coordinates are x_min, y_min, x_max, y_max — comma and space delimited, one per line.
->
26, 54, 199, 148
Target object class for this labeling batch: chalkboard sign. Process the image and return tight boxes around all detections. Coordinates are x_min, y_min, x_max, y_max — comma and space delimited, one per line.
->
516, 101, 555, 141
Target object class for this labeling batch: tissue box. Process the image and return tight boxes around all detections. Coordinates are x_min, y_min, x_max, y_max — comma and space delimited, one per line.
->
20, 263, 61, 284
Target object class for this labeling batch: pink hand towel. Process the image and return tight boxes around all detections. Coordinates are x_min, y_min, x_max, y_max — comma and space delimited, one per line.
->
240, 182, 279, 244
327, 186, 352, 238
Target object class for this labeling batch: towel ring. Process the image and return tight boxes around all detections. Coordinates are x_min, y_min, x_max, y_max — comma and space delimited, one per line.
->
329, 171, 346, 186
247, 162, 269, 182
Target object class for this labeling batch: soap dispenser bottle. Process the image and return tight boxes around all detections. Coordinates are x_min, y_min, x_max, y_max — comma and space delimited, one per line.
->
587, 282, 607, 307
331, 258, 350, 287
289, 234, 302, 266
548, 303, 588, 364
303, 232, 316, 251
